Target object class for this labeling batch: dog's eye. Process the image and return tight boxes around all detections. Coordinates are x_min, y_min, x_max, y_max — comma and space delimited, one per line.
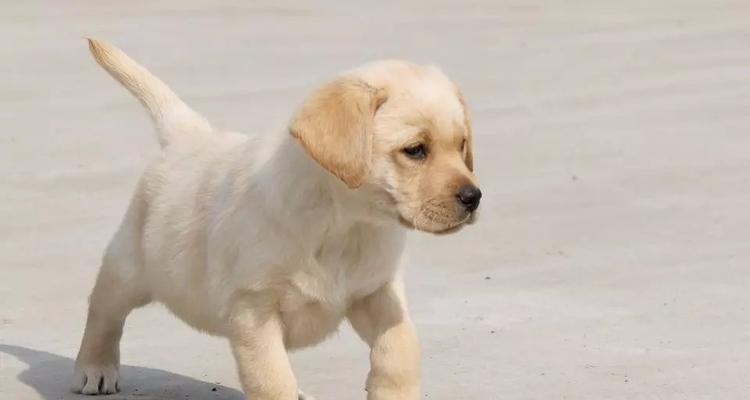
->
403, 144, 427, 159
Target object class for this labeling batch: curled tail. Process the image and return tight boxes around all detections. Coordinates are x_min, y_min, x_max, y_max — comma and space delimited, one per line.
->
87, 38, 211, 147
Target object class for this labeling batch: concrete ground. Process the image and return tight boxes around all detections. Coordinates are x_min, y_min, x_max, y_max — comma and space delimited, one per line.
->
2, 1, 749, 399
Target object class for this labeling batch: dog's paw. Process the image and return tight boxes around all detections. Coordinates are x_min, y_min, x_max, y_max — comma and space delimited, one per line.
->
298, 389, 317, 400
72, 363, 120, 395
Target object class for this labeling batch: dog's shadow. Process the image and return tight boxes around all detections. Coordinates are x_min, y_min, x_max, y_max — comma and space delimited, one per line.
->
0, 344, 243, 400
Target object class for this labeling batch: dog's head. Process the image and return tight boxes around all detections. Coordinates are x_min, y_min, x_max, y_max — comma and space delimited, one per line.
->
289, 61, 480, 234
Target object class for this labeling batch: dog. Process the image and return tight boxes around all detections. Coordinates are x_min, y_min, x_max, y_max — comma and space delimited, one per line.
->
73, 38, 481, 400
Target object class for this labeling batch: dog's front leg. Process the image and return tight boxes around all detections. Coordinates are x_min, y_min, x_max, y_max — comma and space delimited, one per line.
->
229, 294, 298, 400
348, 279, 420, 400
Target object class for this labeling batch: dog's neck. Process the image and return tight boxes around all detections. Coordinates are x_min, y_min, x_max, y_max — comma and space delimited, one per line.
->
247, 133, 400, 236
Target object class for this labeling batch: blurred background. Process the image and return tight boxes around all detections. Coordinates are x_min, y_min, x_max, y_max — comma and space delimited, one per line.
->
2, 1, 749, 399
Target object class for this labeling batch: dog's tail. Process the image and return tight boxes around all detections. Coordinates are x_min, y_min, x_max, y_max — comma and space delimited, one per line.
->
87, 38, 211, 148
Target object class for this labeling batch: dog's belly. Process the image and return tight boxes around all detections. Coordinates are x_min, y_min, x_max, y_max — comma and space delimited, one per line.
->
158, 291, 227, 335
275, 267, 347, 349
280, 299, 346, 349
154, 275, 348, 346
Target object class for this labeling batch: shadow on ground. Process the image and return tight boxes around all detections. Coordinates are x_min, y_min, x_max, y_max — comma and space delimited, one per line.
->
0, 344, 243, 400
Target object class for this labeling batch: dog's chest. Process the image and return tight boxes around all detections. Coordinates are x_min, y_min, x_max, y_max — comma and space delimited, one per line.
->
279, 224, 404, 349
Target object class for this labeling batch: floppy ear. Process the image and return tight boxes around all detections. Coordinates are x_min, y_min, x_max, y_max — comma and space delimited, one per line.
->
289, 77, 387, 188
456, 89, 474, 172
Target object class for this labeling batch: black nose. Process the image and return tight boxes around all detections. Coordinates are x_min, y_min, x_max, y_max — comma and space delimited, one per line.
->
456, 185, 482, 212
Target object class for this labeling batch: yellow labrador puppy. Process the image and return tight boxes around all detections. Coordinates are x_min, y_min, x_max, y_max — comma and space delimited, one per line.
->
74, 38, 481, 400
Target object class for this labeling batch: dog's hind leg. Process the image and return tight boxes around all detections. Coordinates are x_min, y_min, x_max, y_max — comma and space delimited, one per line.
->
73, 196, 151, 395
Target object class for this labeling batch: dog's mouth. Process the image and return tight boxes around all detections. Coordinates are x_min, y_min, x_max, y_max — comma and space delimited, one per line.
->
380, 190, 477, 234
396, 205, 474, 234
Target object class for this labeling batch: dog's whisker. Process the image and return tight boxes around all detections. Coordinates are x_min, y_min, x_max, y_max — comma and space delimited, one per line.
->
413, 206, 427, 231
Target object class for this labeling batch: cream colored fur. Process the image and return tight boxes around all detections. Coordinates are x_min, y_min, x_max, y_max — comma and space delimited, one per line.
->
73, 38, 478, 400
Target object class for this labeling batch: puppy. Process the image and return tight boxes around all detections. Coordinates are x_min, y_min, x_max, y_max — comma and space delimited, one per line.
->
73, 38, 481, 400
